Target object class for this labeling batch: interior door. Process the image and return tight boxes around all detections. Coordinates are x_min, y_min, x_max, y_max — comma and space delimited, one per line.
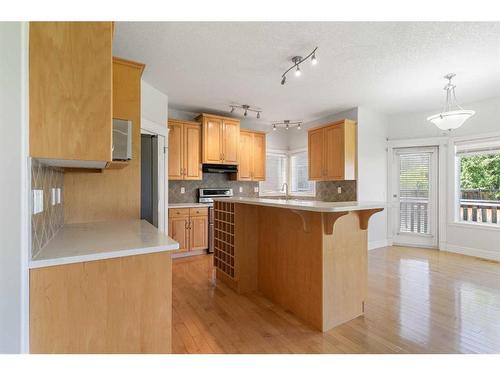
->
392, 147, 438, 248
308, 128, 324, 180
203, 117, 223, 164
183, 123, 202, 180
222, 119, 239, 164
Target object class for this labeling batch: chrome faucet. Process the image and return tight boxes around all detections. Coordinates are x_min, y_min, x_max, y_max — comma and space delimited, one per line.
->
281, 183, 290, 200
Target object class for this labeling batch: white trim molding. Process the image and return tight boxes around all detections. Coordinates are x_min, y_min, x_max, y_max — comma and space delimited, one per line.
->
443, 243, 500, 262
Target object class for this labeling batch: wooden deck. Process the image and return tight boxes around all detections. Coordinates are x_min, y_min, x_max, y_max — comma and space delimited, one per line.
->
172, 246, 500, 354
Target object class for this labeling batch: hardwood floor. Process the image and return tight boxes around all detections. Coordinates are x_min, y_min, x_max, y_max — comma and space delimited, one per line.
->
172, 246, 500, 354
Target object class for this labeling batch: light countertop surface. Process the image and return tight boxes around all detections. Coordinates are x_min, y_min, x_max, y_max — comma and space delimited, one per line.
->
169, 202, 212, 208
213, 197, 385, 212
30, 220, 179, 269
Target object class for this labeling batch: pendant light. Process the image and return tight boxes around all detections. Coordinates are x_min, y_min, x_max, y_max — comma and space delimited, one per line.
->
427, 73, 475, 131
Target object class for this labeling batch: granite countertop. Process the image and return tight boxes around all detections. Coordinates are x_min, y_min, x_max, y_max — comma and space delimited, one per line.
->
30, 220, 179, 269
213, 197, 385, 213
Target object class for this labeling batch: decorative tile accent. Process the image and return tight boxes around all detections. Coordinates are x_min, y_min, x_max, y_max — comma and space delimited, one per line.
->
316, 180, 357, 202
169, 173, 259, 203
31, 159, 64, 257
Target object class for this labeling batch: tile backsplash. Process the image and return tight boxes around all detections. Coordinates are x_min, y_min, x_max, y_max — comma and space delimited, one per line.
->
169, 173, 259, 203
31, 159, 64, 257
169, 173, 356, 203
316, 180, 357, 202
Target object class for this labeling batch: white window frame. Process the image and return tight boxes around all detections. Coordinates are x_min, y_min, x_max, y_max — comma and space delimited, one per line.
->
259, 148, 315, 197
452, 135, 500, 229
288, 148, 316, 197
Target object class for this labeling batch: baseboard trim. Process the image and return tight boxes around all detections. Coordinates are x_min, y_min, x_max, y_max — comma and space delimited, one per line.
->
368, 239, 389, 251
443, 243, 500, 262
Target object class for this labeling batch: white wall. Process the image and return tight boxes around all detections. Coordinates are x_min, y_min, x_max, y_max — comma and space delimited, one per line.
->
141, 80, 168, 127
0, 22, 25, 353
357, 107, 389, 248
387, 96, 500, 261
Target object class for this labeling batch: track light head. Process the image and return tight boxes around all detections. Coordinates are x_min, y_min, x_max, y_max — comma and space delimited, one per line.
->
295, 65, 301, 77
273, 124, 277, 131
281, 76, 286, 85
257, 112, 261, 119
244, 110, 247, 117
297, 123, 302, 130
230, 107, 235, 113
311, 52, 317, 65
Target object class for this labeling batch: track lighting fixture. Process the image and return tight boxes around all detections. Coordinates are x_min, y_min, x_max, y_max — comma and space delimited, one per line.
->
228, 104, 262, 119
271, 120, 303, 131
280, 47, 318, 85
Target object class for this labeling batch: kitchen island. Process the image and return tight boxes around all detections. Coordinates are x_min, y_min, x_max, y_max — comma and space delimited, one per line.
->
213, 197, 384, 332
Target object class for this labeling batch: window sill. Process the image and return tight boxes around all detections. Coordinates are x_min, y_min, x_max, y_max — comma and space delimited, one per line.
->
449, 221, 500, 232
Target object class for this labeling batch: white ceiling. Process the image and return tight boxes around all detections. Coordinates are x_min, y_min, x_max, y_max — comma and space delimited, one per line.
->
113, 22, 500, 123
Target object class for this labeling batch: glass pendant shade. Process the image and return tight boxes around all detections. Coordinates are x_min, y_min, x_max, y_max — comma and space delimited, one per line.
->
427, 109, 475, 131
427, 73, 475, 131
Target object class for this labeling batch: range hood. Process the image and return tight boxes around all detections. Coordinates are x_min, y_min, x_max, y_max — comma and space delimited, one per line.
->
202, 164, 238, 173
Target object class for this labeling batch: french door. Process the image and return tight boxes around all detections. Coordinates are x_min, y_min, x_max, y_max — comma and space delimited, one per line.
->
391, 147, 438, 248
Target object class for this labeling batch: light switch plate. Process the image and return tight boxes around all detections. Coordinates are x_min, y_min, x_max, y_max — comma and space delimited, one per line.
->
337, 186, 342, 194
239, 186, 243, 193
32, 189, 44, 214
254, 186, 259, 193
51, 188, 57, 206
180, 187, 185, 194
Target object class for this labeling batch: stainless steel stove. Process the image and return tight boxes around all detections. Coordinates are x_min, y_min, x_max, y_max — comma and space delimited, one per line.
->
198, 188, 233, 253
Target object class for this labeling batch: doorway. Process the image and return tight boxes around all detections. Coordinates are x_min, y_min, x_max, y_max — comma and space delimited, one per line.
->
391, 147, 438, 248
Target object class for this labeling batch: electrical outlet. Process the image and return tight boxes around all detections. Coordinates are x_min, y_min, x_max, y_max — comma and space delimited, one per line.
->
337, 186, 342, 194
32, 189, 44, 214
239, 186, 243, 193
180, 187, 185, 194
51, 188, 57, 206
254, 186, 259, 193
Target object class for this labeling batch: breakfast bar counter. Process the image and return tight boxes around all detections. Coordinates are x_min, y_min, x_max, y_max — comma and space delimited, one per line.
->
212, 197, 384, 332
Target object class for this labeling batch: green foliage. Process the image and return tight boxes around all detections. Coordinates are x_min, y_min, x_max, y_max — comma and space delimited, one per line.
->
460, 154, 500, 199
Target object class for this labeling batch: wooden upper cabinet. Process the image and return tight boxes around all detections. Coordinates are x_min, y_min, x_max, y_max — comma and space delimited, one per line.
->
184, 123, 202, 180
197, 114, 240, 165
237, 131, 253, 181
235, 130, 266, 181
222, 119, 240, 164
308, 128, 324, 180
168, 121, 183, 180
168, 119, 202, 181
29, 22, 113, 162
308, 119, 357, 181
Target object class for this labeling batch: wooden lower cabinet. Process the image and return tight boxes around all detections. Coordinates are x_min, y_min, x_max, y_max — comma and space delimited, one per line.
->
29, 252, 172, 353
168, 207, 208, 253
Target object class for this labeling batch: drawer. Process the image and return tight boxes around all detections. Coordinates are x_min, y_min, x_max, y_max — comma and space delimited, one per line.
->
189, 207, 208, 216
168, 208, 190, 217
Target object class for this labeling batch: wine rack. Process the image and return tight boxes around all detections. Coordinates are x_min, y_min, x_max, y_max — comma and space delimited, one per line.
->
213, 201, 235, 278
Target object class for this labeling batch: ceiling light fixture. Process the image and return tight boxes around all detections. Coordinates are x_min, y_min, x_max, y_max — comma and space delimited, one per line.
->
280, 47, 318, 85
427, 73, 475, 131
229, 104, 262, 119
272, 120, 303, 131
